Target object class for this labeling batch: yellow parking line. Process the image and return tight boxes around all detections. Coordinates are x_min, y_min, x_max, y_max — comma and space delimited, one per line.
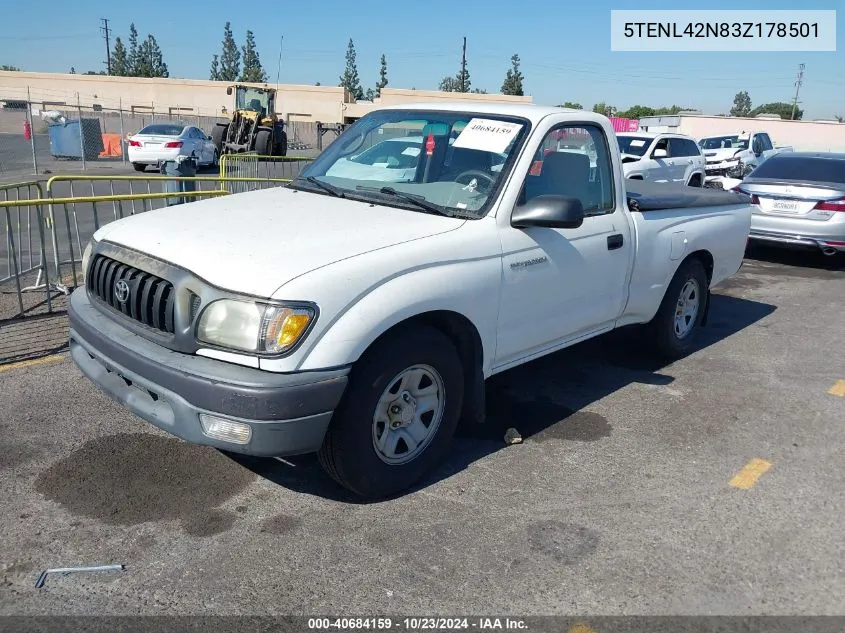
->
0, 354, 67, 373
729, 458, 772, 490
568, 625, 598, 633
828, 380, 845, 397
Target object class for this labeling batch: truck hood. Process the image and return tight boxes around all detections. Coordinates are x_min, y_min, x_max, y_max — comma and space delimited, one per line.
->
703, 148, 743, 161
93, 186, 465, 298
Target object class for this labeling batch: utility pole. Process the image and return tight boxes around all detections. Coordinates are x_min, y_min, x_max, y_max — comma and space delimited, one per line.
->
460, 36, 467, 92
791, 63, 804, 120
100, 18, 111, 74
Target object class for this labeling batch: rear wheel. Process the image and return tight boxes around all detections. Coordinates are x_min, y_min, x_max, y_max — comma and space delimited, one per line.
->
211, 124, 227, 153
132, 163, 146, 172
318, 325, 464, 499
275, 130, 288, 157
254, 129, 272, 156
645, 258, 708, 359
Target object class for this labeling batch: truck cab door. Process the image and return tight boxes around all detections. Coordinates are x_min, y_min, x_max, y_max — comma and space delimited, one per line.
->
494, 122, 633, 370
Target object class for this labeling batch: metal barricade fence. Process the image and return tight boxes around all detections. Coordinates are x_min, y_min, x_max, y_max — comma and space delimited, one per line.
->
0, 185, 231, 321
2, 181, 46, 284
219, 155, 314, 194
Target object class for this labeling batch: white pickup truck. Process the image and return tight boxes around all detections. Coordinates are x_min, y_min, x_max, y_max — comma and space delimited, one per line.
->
69, 103, 752, 498
698, 131, 793, 184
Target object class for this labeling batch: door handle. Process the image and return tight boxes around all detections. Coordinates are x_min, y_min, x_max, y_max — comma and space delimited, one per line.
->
607, 234, 624, 250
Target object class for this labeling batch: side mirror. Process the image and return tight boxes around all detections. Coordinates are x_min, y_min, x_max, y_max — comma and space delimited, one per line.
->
226, 86, 233, 96
511, 195, 585, 230
652, 148, 668, 159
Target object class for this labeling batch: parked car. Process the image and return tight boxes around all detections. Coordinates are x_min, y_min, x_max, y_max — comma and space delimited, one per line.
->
698, 131, 792, 184
734, 152, 845, 256
127, 123, 219, 172
68, 103, 752, 498
616, 132, 705, 186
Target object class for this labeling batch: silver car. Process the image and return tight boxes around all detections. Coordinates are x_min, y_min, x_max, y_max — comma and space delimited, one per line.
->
735, 152, 845, 257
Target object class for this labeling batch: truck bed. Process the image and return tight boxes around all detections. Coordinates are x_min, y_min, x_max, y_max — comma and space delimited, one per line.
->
626, 180, 751, 212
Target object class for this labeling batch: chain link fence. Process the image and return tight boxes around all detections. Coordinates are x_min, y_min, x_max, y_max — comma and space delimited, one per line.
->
0, 98, 327, 180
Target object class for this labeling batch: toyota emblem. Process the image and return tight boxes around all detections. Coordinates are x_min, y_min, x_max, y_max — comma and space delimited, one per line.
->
114, 280, 130, 304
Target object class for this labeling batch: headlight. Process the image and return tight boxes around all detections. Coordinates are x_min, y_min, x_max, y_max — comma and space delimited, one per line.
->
196, 299, 315, 355
81, 240, 94, 282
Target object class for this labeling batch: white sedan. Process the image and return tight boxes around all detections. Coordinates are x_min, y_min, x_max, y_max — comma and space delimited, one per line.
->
127, 123, 218, 172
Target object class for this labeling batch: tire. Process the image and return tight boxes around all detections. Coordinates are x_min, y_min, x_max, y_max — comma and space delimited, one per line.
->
645, 257, 708, 359
211, 124, 227, 153
318, 325, 464, 499
254, 129, 272, 156
132, 163, 146, 172
275, 130, 288, 157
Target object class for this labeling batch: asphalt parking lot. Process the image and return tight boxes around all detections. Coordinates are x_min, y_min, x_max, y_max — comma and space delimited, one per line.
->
0, 246, 843, 617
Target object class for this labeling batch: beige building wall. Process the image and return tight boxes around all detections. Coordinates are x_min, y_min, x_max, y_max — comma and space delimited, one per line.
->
640, 114, 845, 152
0, 71, 534, 124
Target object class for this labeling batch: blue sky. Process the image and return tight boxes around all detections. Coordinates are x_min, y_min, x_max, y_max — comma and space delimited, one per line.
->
1, 0, 843, 118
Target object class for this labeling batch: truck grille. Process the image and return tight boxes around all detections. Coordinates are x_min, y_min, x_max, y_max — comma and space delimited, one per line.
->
87, 254, 176, 334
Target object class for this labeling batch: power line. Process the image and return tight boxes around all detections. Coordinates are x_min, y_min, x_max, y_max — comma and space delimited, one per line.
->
100, 18, 111, 74
791, 63, 805, 120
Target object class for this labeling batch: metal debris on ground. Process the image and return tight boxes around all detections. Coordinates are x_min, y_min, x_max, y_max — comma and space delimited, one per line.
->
34, 563, 126, 588
504, 427, 523, 445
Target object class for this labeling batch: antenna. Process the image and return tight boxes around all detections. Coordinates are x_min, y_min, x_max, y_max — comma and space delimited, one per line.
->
791, 63, 805, 120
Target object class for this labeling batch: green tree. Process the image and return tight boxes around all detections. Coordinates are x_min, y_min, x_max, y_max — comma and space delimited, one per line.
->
0, 64, 22, 71
339, 38, 363, 100
134, 35, 168, 78
617, 105, 656, 119
69, 67, 76, 74
592, 102, 616, 116
375, 54, 388, 97
730, 90, 752, 117
558, 101, 583, 109
500, 53, 524, 96
364, 88, 376, 101
836, 115, 844, 123
239, 30, 267, 82
209, 54, 220, 80
750, 101, 803, 120
127, 23, 140, 75
111, 37, 128, 76
219, 22, 241, 82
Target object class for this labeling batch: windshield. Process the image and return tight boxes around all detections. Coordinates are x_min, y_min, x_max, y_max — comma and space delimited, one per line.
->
138, 124, 184, 136
292, 109, 530, 217
236, 87, 271, 114
699, 136, 748, 150
616, 136, 652, 157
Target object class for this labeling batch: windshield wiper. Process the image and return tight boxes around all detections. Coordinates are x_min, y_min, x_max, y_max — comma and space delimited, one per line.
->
294, 176, 346, 198
355, 186, 454, 217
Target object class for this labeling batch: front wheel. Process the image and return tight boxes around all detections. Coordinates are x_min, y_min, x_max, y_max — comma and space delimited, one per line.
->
318, 325, 464, 498
645, 258, 708, 359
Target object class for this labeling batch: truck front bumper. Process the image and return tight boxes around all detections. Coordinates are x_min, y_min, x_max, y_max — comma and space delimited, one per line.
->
68, 288, 350, 457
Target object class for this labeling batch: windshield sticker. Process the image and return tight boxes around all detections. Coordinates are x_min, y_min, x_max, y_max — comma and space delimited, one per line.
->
452, 118, 523, 153
629, 139, 646, 147
402, 146, 421, 157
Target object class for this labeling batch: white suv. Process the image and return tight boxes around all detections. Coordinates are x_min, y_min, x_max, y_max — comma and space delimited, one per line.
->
616, 132, 706, 187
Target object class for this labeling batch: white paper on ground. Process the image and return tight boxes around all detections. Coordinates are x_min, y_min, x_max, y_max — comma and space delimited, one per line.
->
452, 118, 523, 153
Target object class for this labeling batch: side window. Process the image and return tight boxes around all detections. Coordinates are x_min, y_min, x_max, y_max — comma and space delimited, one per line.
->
187, 128, 201, 139
667, 138, 686, 157
652, 137, 669, 157
760, 133, 773, 151
522, 123, 615, 216
688, 139, 703, 156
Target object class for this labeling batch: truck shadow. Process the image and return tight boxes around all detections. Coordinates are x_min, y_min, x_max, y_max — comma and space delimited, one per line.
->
745, 244, 844, 273
226, 292, 776, 503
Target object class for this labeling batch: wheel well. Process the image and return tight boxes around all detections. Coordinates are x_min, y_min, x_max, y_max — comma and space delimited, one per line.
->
365, 311, 486, 426
688, 173, 702, 186
687, 249, 714, 284
628, 174, 644, 180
